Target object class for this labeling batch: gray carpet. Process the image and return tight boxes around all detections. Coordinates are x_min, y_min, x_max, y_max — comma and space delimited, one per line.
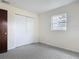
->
0, 43, 79, 59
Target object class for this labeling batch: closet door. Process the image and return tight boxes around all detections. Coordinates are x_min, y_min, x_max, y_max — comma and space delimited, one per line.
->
0, 9, 7, 53
14, 14, 34, 48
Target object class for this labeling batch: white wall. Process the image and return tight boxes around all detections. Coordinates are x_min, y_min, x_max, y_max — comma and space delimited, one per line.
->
39, 1, 79, 52
0, 2, 39, 50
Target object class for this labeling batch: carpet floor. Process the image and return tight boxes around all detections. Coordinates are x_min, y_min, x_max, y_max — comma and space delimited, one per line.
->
0, 43, 79, 59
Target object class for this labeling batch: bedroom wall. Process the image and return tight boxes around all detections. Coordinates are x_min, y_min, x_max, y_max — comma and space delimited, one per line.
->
39, 1, 79, 52
0, 2, 39, 50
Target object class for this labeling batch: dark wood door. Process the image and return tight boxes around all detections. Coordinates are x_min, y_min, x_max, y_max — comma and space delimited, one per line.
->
0, 9, 7, 53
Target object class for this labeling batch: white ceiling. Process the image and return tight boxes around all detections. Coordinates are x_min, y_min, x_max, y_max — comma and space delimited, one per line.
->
1, 0, 77, 14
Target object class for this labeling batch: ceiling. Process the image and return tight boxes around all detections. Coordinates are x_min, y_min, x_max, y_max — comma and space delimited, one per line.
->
1, 0, 77, 14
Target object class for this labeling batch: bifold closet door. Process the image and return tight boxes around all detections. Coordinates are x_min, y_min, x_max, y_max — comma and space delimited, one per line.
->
14, 14, 34, 48
0, 9, 7, 53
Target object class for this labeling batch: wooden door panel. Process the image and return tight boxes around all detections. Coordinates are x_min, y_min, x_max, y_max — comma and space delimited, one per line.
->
0, 9, 7, 53
1, 24, 7, 52
0, 35, 1, 51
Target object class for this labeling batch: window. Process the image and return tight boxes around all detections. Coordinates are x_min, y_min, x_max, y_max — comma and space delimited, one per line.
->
51, 13, 67, 31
